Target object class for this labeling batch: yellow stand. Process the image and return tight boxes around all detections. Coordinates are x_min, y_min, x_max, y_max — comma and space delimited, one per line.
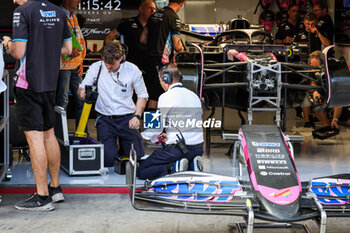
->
74, 103, 93, 138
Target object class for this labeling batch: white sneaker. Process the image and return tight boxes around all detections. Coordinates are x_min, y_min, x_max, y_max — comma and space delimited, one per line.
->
189, 156, 203, 171
172, 158, 189, 172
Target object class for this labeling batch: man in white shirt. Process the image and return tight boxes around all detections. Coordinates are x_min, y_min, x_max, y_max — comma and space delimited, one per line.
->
78, 42, 148, 167
137, 63, 204, 180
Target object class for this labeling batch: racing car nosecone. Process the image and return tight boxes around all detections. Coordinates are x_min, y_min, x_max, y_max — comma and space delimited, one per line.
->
240, 125, 302, 220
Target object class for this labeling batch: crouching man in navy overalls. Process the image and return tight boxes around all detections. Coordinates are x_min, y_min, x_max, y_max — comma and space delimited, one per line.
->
137, 63, 204, 180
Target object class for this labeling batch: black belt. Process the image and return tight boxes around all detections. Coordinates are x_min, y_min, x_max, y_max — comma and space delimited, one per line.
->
186, 142, 203, 150
104, 113, 133, 119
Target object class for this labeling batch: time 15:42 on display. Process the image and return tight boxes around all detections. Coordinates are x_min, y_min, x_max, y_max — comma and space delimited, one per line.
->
78, 0, 121, 11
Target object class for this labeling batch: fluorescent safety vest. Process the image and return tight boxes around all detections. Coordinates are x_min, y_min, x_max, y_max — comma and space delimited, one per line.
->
61, 13, 86, 70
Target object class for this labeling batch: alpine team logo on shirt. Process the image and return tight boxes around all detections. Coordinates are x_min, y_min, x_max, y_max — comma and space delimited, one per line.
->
154, 12, 163, 18
152, 12, 164, 21
176, 19, 181, 28
40, 10, 56, 18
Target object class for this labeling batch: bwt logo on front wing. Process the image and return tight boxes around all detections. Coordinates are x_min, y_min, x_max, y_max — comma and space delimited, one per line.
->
252, 141, 280, 147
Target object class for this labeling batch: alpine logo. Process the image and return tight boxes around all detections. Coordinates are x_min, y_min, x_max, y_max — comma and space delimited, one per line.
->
40, 10, 56, 18
269, 189, 291, 198
252, 141, 280, 147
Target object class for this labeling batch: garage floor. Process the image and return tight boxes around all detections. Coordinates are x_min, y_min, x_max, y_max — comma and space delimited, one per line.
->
1, 109, 350, 232
0, 193, 349, 233
2, 109, 350, 186
4, 125, 350, 186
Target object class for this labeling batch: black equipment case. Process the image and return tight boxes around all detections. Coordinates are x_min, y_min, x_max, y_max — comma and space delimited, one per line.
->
312, 126, 340, 140
54, 106, 104, 176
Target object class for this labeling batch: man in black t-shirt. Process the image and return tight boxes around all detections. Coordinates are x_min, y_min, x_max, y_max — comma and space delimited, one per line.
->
2, 0, 72, 211
274, 3, 305, 115
141, 0, 185, 109
294, 13, 331, 54
104, 0, 156, 69
313, 1, 334, 43
274, 3, 304, 45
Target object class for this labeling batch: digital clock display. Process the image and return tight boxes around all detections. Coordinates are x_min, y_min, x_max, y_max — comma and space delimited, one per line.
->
76, 0, 139, 39
78, 0, 122, 11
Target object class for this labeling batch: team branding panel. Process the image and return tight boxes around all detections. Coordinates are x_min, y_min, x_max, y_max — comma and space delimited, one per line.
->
243, 125, 299, 190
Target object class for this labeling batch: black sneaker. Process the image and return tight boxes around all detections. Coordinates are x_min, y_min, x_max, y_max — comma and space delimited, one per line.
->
304, 121, 315, 128
296, 107, 303, 119
15, 193, 54, 211
48, 184, 65, 203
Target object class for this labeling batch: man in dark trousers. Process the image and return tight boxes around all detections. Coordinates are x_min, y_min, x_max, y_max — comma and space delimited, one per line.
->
141, 0, 185, 110
138, 63, 203, 180
78, 42, 148, 167
2, 0, 72, 211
